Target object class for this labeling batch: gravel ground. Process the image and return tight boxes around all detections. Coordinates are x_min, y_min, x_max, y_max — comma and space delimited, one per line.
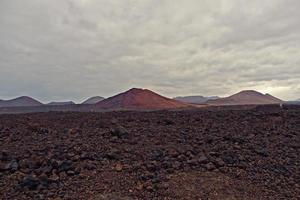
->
0, 107, 299, 199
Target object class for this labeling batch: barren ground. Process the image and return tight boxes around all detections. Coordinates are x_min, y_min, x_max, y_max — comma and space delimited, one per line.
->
0, 106, 299, 199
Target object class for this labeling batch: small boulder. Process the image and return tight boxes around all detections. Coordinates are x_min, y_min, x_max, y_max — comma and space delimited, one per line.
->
205, 162, 216, 171
66, 170, 76, 176
49, 173, 60, 182
104, 149, 120, 160
163, 119, 175, 125
214, 158, 225, 167
110, 126, 129, 138
255, 148, 269, 157
0, 151, 9, 161
19, 175, 40, 190
198, 155, 208, 164
0, 159, 18, 172
58, 160, 73, 172
115, 163, 123, 172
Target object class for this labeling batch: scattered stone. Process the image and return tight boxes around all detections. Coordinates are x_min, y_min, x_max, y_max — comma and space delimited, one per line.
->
255, 148, 269, 157
198, 155, 208, 164
58, 161, 73, 172
85, 162, 97, 170
0, 108, 299, 199
110, 126, 129, 138
19, 175, 40, 190
205, 162, 216, 171
136, 182, 144, 190
0, 163, 10, 172
163, 119, 174, 125
222, 153, 239, 165
104, 149, 120, 160
0, 151, 9, 161
49, 173, 60, 182
38, 128, 49, 134
0, 159, 18, 172
115, 163, 123, 172
187, 159, 198, 166
214, 158, 225, 167
68, 128, 77, 135
66, 170, 76, 176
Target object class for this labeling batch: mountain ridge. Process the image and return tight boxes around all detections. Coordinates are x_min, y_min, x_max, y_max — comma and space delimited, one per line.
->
207, 90, 283, 105
47, 101, 75, 106
174, 95, 219, 104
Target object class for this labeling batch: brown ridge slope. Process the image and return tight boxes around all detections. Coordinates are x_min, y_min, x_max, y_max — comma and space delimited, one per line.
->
95, 88, 188, 109
0, 96, 43, 107
207, 90, 283, 105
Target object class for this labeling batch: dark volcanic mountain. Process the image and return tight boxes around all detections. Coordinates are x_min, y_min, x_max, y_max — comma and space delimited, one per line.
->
174, 95, 219, 104
96, 88, 188, 109
47, 101, 75, 106
207, 90, 283, 105
82, 96, 105, 104
0, 96, 43, 107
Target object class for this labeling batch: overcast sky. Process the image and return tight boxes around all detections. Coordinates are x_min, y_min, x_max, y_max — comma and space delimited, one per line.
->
0, 0, 299, 102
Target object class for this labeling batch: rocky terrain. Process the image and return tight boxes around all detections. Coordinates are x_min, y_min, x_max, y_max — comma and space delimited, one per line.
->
0, 106, 299, 199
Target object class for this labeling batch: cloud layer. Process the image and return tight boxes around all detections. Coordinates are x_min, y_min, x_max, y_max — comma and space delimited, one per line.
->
0, 0, 299, 102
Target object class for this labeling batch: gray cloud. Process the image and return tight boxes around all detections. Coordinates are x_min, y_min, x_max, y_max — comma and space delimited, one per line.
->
0, 0, 299, 102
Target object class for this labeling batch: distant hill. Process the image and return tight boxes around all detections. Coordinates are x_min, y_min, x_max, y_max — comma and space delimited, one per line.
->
95, 88, 188, 110
286, 101, 300, 105
207, 90, 283, 105
174, 95, 219, 104
285, 98, 300, 105
47, 101, 75, 106
0, 96, 43, 107
82, 96, 105, 104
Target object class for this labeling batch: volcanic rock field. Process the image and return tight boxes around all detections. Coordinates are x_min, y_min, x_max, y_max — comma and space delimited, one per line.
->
0, 106, 299, 199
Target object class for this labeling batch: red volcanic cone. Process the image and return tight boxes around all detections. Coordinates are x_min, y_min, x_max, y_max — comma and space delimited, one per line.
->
95, 88, 189, 110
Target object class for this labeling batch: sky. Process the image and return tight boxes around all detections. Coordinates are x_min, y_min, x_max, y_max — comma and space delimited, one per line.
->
0, 0, 300, 102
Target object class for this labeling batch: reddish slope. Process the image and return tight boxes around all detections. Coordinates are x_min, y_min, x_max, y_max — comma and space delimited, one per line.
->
0, 96, 43, 107
95, 88, 188, 109
207, 90, 283, 105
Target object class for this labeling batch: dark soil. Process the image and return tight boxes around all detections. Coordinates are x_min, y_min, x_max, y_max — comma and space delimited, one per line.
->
0, 107, 299, 199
